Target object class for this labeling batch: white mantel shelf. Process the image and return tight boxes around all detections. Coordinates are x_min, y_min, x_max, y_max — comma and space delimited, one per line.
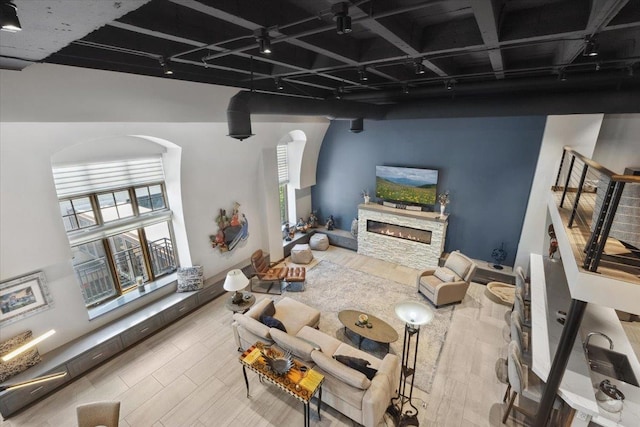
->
357, 203, 448, 223
357, 203, 447, 270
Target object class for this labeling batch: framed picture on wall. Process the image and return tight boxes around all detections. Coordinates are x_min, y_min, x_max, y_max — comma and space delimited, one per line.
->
0, 271, 53, 326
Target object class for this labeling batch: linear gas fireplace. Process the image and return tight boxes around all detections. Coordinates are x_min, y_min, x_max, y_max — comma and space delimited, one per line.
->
367, 220, 432, 244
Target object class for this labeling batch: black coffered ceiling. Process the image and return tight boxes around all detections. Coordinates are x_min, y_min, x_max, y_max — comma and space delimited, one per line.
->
11, 0, 640, 105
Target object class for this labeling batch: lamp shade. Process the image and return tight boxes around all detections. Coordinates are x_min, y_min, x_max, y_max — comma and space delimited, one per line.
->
223, 269, 249, 292
395, 301, 433, 327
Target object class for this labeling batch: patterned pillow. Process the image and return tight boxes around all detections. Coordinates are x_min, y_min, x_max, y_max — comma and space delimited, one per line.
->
176, 266, 204, 292
0, 330, 41, 382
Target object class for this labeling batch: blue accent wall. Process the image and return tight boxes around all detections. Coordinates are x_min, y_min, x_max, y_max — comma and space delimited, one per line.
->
311, 116, 546, 266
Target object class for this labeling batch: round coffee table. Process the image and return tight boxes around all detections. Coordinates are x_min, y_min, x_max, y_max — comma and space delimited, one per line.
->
338, 310, 398, 353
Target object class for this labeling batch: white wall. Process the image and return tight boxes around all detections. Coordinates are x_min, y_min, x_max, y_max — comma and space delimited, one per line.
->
592, 114, 640, 174
514, 114, 604, 270
0, 65, 329, 352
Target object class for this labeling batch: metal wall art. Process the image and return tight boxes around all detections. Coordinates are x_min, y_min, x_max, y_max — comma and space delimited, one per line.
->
209, 202, 249, 252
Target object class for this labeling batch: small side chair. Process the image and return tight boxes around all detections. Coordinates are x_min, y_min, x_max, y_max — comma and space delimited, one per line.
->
76, 401, 120, 427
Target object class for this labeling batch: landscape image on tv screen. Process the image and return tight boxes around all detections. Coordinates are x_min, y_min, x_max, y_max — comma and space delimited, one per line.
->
376, 166, 438, 206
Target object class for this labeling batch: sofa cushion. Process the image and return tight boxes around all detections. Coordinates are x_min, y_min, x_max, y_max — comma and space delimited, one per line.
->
233, 312, 271, 340
334, 355, 378, 380
419, 274, 442, 293
296, 326, 342, 356
261, 300, 276, 317
245, 298, 273, 320
270, 328, 315, 362
311, 350, 371, 390
260, 315, 286, 332
434, 267, 455, 282
273, 297, 320, 335
445, 251, 471, 279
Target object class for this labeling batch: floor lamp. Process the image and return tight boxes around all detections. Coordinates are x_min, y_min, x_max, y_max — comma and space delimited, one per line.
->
387, 300, 434, 427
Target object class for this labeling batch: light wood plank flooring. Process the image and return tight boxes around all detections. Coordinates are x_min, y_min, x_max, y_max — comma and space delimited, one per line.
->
0, 247, 568, 427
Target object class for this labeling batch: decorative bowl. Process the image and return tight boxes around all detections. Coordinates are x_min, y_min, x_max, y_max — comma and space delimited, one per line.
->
358, 314, 369, 324
262, 350, 294, 376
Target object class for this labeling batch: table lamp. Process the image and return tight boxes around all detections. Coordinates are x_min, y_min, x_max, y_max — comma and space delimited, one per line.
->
387, 300, 434, 426
224, 269, 249, 304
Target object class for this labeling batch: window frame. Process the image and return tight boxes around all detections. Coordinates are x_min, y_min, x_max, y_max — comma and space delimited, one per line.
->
60, 182, 178, 307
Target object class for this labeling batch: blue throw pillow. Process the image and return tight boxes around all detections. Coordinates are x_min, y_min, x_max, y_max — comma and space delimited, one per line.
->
260, 315, 287, 332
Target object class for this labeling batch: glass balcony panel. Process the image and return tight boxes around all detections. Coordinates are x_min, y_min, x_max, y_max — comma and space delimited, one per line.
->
145, 222, 177, 277
72, 242, 117, 306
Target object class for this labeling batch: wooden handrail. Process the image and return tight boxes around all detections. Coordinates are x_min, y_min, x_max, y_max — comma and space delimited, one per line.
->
563, 146, 640, 183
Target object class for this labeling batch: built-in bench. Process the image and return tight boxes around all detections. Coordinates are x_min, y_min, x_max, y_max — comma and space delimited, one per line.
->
320, 228, 358, 251
0, 261, 254, 419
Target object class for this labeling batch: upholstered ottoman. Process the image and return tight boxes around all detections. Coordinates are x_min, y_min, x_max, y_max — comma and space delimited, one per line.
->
291, 243, 314, 264
309, 233, 329, 250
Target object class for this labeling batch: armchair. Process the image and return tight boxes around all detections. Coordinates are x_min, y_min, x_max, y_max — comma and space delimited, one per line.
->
417, 250, 477, 307
250, 249, 306, 294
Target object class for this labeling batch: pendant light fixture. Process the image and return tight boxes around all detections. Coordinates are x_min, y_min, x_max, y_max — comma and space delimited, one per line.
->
255, 28, 271, 54
0, 1, 21, 32
332, 2, 352, 35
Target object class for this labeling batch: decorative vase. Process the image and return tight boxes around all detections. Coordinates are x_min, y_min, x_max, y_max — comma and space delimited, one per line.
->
364, 195, 370, 204
439, 204, 446, 217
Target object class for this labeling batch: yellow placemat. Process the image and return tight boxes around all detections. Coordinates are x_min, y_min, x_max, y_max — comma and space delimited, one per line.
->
299, 369, 323, 391
243, 347, 262, 365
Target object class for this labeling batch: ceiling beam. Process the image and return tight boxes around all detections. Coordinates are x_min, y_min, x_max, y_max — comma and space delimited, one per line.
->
554, 0, 630, 67
108, 21, 342, 91
470, 0, 505, 79
348, 4, 449, 77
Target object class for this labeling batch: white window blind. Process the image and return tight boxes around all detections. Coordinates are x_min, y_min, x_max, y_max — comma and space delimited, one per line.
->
277, 144, 289, 185
52, 158, 164, 198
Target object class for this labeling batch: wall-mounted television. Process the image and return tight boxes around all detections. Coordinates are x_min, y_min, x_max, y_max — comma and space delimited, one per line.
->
375, 166, 439, 207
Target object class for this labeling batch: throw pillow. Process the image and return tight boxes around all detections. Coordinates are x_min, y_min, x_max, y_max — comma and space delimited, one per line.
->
176, 266, 204, 292
333, 355, 370, 368
260, 315, 287, 332
0, 330, 41, 382
261, 300, 276, 318
333, 355, 378, 380
434, 267, 455, 282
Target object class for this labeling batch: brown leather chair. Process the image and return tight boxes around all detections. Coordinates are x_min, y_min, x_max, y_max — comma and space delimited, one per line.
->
250, 250, 306, 294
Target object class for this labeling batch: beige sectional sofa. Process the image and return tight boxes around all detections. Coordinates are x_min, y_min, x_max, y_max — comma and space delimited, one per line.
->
232, 297, 400, 427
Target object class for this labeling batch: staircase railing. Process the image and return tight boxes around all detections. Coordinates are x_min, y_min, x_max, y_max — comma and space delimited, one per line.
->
553, 146, 640, 278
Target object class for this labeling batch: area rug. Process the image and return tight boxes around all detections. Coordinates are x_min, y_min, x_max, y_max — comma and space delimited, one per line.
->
274, 260, 454, 393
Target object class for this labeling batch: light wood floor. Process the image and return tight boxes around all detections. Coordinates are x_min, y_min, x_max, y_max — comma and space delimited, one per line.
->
0, 247, 552, 427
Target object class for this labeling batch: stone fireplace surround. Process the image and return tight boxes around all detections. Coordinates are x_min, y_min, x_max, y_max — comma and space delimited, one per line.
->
358, 203, 447, 270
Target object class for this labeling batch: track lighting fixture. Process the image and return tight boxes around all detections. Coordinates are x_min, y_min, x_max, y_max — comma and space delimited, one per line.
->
159, 57, 173, 75
558, 69, 567, 81
332, 2, 352, 35
414, 59, 426, 75
0, 1, 21, 32
583, 36, 599, 57
595, 62, 601, 71
402, 84, 409, 95
254, 28, 271, 54
628, 65, 634, 77
335, 86, 344, 99
275, 77, 284, 90
445, 80, 455, 90
358, 67, 368, 81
